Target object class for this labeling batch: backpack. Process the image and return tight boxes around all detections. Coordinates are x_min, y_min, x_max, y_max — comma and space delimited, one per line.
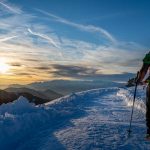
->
138, 52, 150, 83
143, 52, 150, 64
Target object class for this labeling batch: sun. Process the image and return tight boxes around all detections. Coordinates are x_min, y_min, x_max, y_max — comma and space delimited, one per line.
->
0, 59, 10, 74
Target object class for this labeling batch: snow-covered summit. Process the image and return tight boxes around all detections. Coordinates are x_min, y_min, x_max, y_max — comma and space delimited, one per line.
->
0, 86, 149, 150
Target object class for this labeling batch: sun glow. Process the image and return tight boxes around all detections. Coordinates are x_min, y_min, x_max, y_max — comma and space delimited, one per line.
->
0, 59, 10, 74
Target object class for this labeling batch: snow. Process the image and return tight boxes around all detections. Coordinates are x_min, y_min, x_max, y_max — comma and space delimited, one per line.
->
0, 86, 150, 150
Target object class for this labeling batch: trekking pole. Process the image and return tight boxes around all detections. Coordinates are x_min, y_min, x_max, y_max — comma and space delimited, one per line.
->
127, 71, 139, 135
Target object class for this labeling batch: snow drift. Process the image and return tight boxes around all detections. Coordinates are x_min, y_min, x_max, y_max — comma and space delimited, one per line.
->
0, 87, 150, 150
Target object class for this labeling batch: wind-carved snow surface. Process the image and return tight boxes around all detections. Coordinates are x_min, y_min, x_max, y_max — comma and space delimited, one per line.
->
0, 87, 150, 150
117, 86, 146, 113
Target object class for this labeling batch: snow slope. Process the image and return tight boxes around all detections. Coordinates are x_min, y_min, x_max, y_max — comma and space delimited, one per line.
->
0, 86, 150, 150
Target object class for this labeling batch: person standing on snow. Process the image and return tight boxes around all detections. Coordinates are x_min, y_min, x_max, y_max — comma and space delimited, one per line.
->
138, 52, 150, 138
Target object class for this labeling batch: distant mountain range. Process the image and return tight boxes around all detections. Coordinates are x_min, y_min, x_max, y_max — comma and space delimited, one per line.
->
0, 87, 62, 105
26, 80, 124, 95
7, 79, 127, 95
0, 73, 134, 105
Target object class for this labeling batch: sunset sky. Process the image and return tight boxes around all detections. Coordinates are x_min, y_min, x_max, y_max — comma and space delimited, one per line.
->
0, 0, 149, 87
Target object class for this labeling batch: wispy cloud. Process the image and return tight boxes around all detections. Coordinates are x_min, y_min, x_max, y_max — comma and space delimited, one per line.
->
0, 36, 17, 42
0, 0, 22, 14
27, 28, 59, 48
0, 1, 147, 86
36, 9, 117, 44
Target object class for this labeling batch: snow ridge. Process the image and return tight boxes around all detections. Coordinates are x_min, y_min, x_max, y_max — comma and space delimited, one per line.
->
0, 87, 149, 150
117, 86, 146, 113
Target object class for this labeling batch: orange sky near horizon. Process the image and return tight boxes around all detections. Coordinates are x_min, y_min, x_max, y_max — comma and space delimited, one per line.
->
0, 0, 147, 89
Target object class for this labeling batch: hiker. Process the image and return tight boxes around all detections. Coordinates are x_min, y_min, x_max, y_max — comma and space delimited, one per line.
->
138, 52, 150, 138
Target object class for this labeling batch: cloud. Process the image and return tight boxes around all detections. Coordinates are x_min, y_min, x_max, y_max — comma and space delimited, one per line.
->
51, 64, 99, 78
0, 36, 17, 42
35, 66, 51, 70
50, 64, 135, 81
0, 0, 22, 14
9, 62, 22, 67
36, 9, 117, 44
0, 2, 147, 86
14, 72, 33, 76
24, 58, 40, 62
27, 28, 59, 48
